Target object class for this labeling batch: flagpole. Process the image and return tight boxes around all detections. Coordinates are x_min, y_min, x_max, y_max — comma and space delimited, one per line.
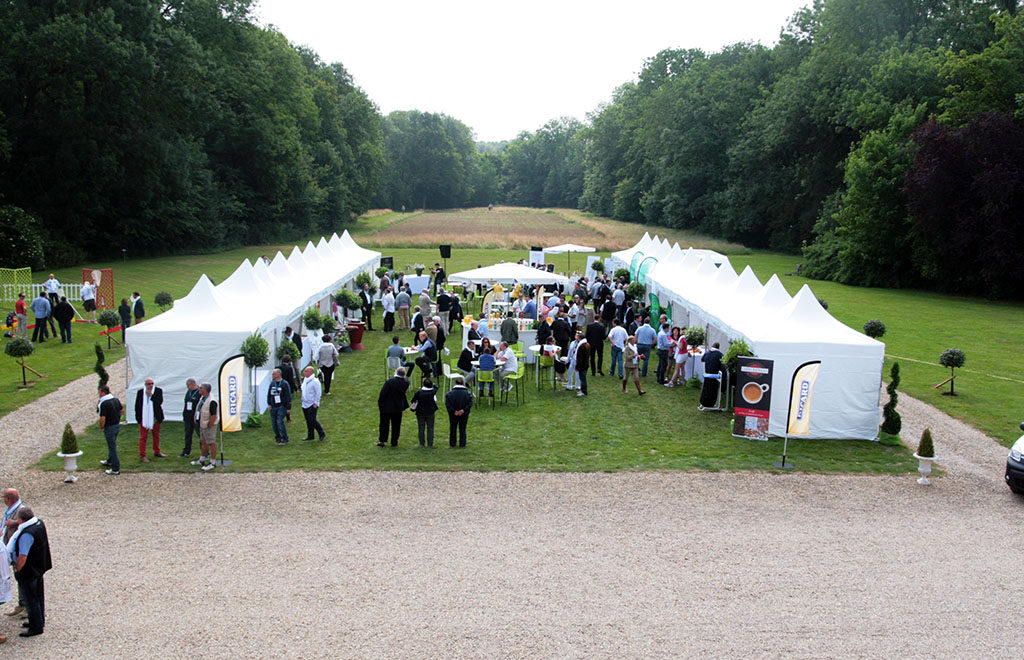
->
775, 433, 793, 469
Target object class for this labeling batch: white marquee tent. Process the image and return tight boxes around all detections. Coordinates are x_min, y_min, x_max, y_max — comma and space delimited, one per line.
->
608, 233, 883, 440
448, 262, 572, 288
125, 231, 380, 423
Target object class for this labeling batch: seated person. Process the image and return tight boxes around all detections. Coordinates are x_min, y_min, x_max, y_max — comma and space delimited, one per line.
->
496, 341, 518, 392
414, 330, 437, 377
457, 340, 476, 376
387, 335, 414, 372
477, 350, 496, 395
476, 336, 493, 357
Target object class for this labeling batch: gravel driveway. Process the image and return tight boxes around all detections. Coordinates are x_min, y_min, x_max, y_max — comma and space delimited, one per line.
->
1, 363, 1021, 658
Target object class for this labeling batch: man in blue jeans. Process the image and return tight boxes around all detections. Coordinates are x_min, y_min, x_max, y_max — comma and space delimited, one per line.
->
267, 369, 292, 445
97, 385, 122, 475
608, 318, 628, 378
635, 317, 657, 377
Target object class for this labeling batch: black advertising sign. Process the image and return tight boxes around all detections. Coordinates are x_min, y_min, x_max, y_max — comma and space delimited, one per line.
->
732, 356, 775, 441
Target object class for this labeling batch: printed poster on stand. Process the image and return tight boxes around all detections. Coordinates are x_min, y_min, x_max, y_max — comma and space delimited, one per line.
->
732, 356, 775, 441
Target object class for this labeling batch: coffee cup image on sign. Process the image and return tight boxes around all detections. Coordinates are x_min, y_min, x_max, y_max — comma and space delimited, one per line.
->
741, 382, 770, 404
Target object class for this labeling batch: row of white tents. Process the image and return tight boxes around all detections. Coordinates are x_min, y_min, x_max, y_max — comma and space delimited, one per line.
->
125, 231, 380, 423
609, 233, 884, 440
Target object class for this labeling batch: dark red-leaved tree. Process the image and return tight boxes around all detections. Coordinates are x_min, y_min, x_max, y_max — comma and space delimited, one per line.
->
904, 112, 1024, 298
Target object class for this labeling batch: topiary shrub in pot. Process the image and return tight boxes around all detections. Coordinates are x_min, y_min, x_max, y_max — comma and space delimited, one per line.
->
320, 315, 337, 335
590, 260, 605, 273
684, 326, 706, 348
914, 428, 936, 485
57, 422, 83, 482
613, 268, 630, 283
154, 291, 173, 312
938, 348, 965, 396
276, 338, 301, 364
303, 308, 323, 331
625, 281, 645, 301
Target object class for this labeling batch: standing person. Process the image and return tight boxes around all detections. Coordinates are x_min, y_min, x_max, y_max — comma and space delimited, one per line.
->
51, 296, 75, 344
29, 292, 50, 343
131, 291, 145, 324
117, 298, 131, 345
418, 289, 433, 318
574, 335, 590, 397
432, 262, 446, 296
435, 288, 451, 334
607, 318, 627, 379
317, 335, 339, 395
380, 286, 396, 332
522, 295, 537, 320
284, 326, 302, 357
80, 279, 97, 323
377, 367, 409, 447
180, 378, 201, 457
359, 283, 374, 331
98, 385, 122, 475
134, 377, 167, 462
565, 333, 582, 392
656, 322, 673, 385
700, 342, 725, 408
2, 488, 24, 619
190, 383, 219, 470
622, 335, 646, 396
635, 317, 657, 378
411, 377, 438, 447
666, 329, 689, 387
10, 507, 51, 638
43, 274, 61, 307
395, 286, 411, 330
300, 366, 326, 442
500, 311, 519, 345
13, 293, 28, 339
585, 315, 607, 376
267, 369, 292, 445
445, 376, 473, 447
448, 294, 463, 331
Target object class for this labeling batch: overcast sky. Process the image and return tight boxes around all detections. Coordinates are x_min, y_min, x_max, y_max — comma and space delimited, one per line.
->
254, 0, 810, 142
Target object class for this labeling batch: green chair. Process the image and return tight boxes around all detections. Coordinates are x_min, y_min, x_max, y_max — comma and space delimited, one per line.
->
502, 361, 527, 405
476, 368, 496, 409
513, 341, 526, 358
537, 353, 556, 390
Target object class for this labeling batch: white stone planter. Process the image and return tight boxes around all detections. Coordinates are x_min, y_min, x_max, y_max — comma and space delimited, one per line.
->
913, 453, 935, 485
56, 450, 84, 483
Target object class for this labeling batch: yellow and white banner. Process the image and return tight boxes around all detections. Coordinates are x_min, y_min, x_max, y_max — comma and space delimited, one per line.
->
219, 354, 245, 433
787, 361, 821, 436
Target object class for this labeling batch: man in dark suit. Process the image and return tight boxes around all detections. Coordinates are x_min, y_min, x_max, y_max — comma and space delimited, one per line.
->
551, 312, 572, 354
275, 355, 298, 422
360, 283, 374, 331
457, 340, 476, 377
432, 262, 446, 296
134, 377, 167, 462
585, 316, 607, 376
411, 306, 425, 338
601, 297, 618, 331
377, 367, 409, 446
445, 376, 473, 447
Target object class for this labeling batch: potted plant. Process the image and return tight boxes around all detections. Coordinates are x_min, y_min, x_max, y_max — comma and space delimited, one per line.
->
94, 344, 109, 387
723, 339, 753, 375
413, 263, 425, 276
684, 326, 706, 348
625, 281, 645, 301
591, 260, 605, 274
938, 348, 965, 396
4, 337, 39, 387
613, 267, 630, 283
320, 315, 337, 336
240, 333, 269, 424
303, 308, 323, 332
375, 266, 390, 279
336, 289, 365, 349
98, 309, 121, 349
913, 428, 936, 485
56, 422, 83, 483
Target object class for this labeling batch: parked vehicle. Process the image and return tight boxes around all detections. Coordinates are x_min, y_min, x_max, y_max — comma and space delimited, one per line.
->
1005, 423, 1024, 495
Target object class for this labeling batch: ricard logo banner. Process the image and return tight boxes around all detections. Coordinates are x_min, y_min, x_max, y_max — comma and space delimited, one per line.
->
787, 361, 822, 436
218, 354, 245, 432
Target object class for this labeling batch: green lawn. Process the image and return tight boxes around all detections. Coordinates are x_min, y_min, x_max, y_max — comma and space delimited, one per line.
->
8, 208, 1024, 449
40, 329, 917, 474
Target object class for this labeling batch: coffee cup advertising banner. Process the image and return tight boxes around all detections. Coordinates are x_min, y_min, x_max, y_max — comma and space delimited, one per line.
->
732, 356, 774, 441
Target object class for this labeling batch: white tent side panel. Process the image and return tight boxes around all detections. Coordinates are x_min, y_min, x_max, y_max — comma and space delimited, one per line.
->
125, 328, 251, 423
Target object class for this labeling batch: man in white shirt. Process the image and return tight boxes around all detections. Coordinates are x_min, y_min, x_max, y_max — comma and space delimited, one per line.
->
612, 283, 626, 312
80, 280, 97, 322
43, 274, 61, 306
380, 286, 396, 332
607, 318, 628, 379
300, 366, 326, 442
496, 341, 518, 392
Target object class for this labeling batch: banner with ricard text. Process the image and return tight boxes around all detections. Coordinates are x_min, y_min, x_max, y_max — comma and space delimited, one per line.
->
787, 361, 822, 436
218, 354, 245, 433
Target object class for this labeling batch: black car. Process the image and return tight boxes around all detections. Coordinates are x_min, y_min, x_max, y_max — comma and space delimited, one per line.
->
1005, 423, 1024, 495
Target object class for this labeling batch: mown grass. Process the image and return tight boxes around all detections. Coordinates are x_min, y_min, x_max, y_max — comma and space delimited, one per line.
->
39, 329, 917, 474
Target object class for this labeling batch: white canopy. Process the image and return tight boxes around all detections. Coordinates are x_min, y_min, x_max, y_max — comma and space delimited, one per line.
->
543, 243, 596, 254
125, 232, 380, 423
448, 262, 571, 287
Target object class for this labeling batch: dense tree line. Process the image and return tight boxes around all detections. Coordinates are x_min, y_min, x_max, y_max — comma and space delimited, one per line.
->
0, 0, 383, 267
575, 0, 1024, 297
